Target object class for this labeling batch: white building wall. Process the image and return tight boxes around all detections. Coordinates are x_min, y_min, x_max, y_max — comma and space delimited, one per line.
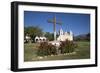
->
57, 29, 73, 41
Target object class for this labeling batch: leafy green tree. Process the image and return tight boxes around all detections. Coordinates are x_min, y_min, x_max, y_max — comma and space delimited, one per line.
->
24, 26, 43, 42
45, 32, 54, 41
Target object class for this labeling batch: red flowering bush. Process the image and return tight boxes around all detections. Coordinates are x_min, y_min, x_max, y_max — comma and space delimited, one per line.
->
37, 40, 77, 56
37, 42, 56, 56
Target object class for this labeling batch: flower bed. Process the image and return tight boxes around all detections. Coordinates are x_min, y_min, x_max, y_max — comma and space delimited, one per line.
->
37, 40, 77, 56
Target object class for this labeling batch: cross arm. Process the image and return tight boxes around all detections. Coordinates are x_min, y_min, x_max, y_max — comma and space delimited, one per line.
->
47, 19, 55, 23
56, 21, 62, 25
47, 19, 62, 25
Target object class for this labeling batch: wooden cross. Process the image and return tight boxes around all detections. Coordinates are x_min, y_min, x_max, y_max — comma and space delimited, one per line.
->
47, 15, 62, 41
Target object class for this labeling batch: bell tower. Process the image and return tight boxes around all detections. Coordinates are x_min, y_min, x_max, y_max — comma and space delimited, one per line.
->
59, 28, 63, 36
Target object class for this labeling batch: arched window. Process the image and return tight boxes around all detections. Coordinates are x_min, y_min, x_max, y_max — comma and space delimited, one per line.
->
36, 39, 38, 42
35, 36, 39, 42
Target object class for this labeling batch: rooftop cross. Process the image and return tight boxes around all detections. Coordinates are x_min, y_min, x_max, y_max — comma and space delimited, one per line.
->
47, 15, 62, 41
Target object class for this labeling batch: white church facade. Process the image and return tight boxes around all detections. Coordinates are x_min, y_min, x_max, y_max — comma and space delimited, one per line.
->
57, 28, 73, 41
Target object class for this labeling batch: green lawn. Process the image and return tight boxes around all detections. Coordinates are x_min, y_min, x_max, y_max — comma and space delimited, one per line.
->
24, 41, 90, 62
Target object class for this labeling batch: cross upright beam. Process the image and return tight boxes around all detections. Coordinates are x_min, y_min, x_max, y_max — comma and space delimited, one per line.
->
47, 15, 62, 41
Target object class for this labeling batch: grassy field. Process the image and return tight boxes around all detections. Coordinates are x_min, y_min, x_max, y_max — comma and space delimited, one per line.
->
24, 41, 90, 62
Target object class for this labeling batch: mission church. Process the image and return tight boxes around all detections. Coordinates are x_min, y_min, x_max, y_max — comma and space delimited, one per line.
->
57, 28, 73, 41
34, 28, 73, 42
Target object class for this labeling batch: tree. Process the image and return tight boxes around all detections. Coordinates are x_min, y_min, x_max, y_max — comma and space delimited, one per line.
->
24, 26, 43, 42
45, 32, 54, 41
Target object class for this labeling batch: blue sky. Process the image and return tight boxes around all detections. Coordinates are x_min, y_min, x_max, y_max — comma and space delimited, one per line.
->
24, 11, 90, 36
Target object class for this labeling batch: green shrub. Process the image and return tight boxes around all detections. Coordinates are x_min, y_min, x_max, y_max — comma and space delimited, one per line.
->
37, 40, 77, 56
59, 40, 77, 53
48, 44, 57, 55
37, 42, 56, 56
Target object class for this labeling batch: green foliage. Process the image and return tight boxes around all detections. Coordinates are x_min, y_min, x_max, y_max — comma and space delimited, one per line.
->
60, 40, 77, 53
24, 26, 43, 42
37, 40, 77, 56
37, 42, 56, 56
37, 40, 78, 56
45, 32, 54, 41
